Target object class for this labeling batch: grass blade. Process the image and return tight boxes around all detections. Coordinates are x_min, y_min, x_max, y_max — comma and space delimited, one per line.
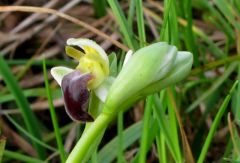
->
107, 0, 137, 50
0, 55, 46, 158
43, 59, 66, 162
130, 120, 159, 163
202, 0, 235, 40
227, 113, 240, 156
98, 121, 143, 163
93, 0, 106, 18
167, 88, 195, 163
136, 0, 146, 47
187, 62, 238, 112
127, 0, 135, 31
153, 93, 181, 161
5, 114, 56, 152
160, 0, 173, 41
181, 0, 199, 66
197, 80, 239, 163
139, 96, 153, 163
0, 88, 61, 103
3, 150, 44, 163
0, 136, 6, 162
6, 59, 75, 67
166, 89, 181, 161
117, 111, 125, 163
158, 133, 167, 163
214, 0, 240, 31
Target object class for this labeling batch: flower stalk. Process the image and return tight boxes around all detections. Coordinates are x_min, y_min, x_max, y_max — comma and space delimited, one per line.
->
66, 113, 112, 163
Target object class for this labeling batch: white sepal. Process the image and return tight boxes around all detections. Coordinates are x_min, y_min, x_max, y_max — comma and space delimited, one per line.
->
50, 66, 74, 86
122, 50, 133, 68
94, 77, 115, 102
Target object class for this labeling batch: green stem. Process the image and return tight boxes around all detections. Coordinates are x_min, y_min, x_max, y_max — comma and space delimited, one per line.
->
66, 113, 112, 163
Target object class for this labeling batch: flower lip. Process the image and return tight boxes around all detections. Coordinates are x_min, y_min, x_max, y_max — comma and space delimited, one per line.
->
61, 70, 94, 122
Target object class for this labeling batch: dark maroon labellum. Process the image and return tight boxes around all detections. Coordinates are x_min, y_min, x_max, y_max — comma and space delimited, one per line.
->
61, 70, 94, 122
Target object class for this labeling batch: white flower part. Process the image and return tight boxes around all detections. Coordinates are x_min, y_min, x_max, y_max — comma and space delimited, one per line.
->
66, 38, 109, 66
94, 77, 115, 102
50, 66, 74, 86
122, 50, 133, 68
153, 45, 177, 82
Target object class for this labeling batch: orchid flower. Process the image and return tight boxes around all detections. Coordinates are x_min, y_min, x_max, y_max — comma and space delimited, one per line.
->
51, 38, 110, 122
50, 38, 193, 163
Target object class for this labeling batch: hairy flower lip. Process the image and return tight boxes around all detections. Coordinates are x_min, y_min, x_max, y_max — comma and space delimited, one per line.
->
61, 70, 94, 122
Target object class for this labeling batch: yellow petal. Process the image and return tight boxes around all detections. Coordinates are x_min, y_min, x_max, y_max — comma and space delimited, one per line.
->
65, 45, 85, 60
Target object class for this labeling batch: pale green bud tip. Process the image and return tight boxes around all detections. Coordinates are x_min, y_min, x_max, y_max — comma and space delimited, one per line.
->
141, 51, 193, 95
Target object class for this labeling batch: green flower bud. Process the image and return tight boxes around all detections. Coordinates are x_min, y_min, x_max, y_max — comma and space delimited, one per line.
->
103, 43, 193, 114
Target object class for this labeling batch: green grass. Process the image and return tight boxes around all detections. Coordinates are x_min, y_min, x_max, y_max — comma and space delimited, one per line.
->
1, 0, 240, 162
0, 55, 46, 159
93, 0, 107, 18
197, 80, 239, 163
43, 59, 66, 162
138, 96, 153, 163
107, 0, 138, 50
3, 150, 44, 163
